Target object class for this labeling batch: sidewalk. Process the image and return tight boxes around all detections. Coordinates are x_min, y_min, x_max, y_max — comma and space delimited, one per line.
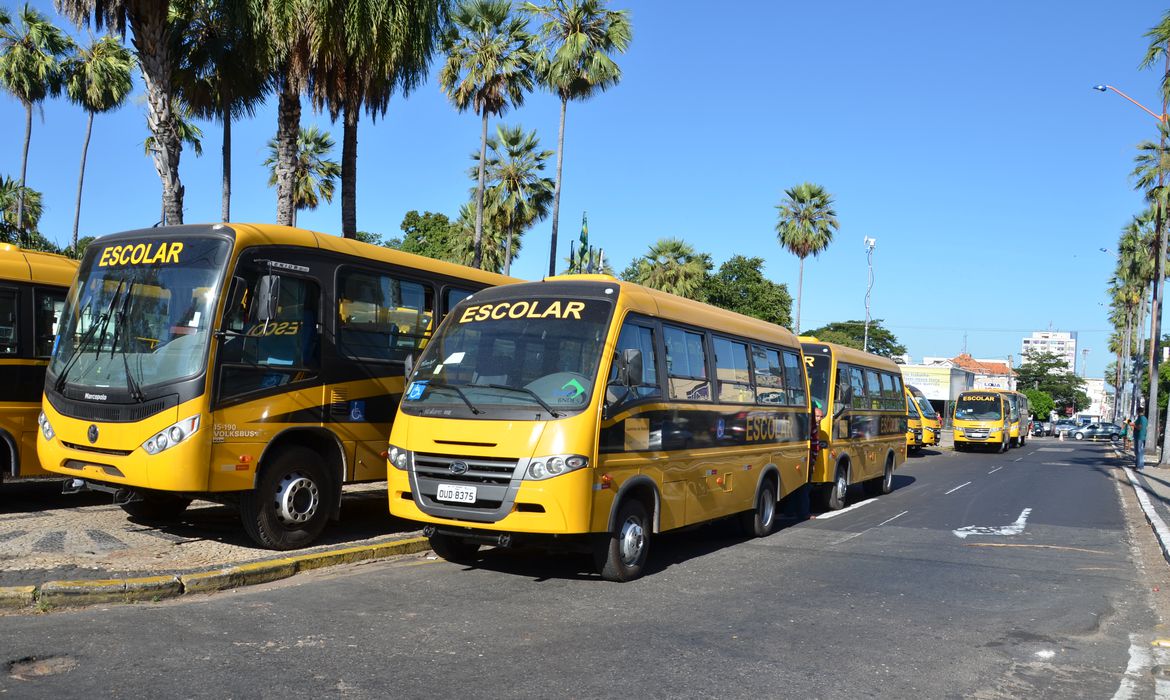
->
1113, 443, 1170, 567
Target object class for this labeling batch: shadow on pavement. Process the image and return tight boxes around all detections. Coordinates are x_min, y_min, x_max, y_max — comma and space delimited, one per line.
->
0, 479, 108, 512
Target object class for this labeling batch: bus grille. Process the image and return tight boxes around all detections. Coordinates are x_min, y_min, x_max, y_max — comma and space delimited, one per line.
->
413, 453, 518, 486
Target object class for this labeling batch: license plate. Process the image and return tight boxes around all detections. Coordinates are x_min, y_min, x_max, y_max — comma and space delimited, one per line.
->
436, 483, 477, 504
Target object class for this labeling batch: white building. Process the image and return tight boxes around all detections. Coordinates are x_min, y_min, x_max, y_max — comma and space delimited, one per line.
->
1021, 330, 1077, 373
900, 364, 975, 426
1082, 378, 1114, 422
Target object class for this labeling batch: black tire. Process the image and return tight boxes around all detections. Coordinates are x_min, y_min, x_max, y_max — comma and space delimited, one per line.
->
1110, 433, 1119, 441
954, 443, 965, 453
120, 492, 192, 521
865, 456, 894, 496
594, 499, 650, 582
821, 462, 848, 510
999, 436, 1009, 453
240, 446, 333, 550
740, 479, 777, 538
429, 533, 480, 564
1019, 433, 1026, 446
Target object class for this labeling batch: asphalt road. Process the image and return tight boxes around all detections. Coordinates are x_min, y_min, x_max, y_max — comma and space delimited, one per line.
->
2, 439, 1167, 699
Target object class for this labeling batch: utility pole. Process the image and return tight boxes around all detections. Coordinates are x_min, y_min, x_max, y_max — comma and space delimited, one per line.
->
862, 236, 876, 353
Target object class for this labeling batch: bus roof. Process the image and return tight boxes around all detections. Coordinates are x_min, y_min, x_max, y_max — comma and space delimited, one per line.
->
797, 336, 902, 373
0, 243, 79, 287
84, 223, 521, 289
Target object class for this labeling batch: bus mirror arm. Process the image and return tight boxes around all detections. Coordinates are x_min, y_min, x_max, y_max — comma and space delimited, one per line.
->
404, 353, 414, 378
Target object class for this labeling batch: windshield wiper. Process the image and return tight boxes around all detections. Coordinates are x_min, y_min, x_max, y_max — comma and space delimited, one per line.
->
479, 383, 564, 418
53, 282, 125, 393
423, 380, 484, 415
111, 281, 144, 402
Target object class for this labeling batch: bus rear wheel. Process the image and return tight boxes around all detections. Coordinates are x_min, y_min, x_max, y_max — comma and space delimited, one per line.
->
241, 446, 332, 550
865, 456, 894, 496
120, 492, 192, 521
429, 533, 480, 564
821, 463, 849, 511
740, 479, 777, 538
594, 499, 650, 582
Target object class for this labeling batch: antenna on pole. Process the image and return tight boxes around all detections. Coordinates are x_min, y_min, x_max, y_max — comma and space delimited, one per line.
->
862, 236, 876, 352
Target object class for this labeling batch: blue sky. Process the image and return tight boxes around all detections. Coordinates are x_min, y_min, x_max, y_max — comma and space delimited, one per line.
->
1, 0, 1164, 378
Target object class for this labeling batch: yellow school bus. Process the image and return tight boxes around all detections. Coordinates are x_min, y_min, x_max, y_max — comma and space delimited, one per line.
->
799, 338, 906, 510
37, 224, 514, 548
907, 384, 941, 447
905, 387, 924, 453
0, 245, 77, 483
387, 276, 812, 581
952, 390, 1011, 452
988, 389, 1030, 447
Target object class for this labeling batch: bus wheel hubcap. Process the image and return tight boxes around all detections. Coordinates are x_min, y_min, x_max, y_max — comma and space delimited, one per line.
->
275, 473, 319, 525
761, 492, 774, 525
836, 472, 847, 500
619, 517, 645, 566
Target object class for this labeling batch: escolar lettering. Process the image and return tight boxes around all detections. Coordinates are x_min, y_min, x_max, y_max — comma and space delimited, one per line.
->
460, 299, 586, 323
97, 241, 184, 267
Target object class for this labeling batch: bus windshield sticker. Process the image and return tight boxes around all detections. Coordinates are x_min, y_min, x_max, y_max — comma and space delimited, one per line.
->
405, 381, 428, 401
457, 299, 593, 323
97, 241, 184, 267
444, 351, 466, 364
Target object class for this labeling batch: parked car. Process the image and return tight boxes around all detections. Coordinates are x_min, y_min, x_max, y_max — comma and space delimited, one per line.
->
1031, 421, 1052, 437
1072, 423, 1123, 441
1052, 420, 1079, 436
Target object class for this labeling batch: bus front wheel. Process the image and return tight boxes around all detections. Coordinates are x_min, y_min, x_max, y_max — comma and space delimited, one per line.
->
429, 533, 480, 564
822, 463, 849, 511
595, 499, 650, 582
241, 446, 332, 550
120, 492, 192, 521
740, 478, 777, 538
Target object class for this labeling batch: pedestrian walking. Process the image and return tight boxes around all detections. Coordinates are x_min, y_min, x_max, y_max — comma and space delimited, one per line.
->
1134, 409, 1148, 471
1121, 419, 1130, 451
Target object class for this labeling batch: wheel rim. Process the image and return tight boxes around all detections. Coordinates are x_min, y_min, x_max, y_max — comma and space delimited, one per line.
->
274, 472, 320, 526
760, 489, 775, 527
836, 468, 847, 501
618, 515, 645, 567
883, 462, 893, 490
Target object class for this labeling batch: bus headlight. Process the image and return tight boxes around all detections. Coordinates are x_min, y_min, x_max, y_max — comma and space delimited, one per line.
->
143, 416, 200, 455
388, 445, 410, 470
526, 454, 588, 481
38, 411, 54, 441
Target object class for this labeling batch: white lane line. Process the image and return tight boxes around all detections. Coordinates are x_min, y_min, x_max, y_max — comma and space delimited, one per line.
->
814, 497, 877, 520
833, 510, 910, 545
953, 508, 1032, 539
988, 466, 1003, 474
876, 510, 908, 527
1014, 457, 1023, 462
945, 481, 972, 495
1110, 634, 1150, 700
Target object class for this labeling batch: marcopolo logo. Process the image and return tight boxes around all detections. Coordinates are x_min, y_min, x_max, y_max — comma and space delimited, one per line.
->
84, 393, 108, 401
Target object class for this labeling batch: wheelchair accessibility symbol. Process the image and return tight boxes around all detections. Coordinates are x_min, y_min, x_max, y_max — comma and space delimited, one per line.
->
349, 400, 365, 421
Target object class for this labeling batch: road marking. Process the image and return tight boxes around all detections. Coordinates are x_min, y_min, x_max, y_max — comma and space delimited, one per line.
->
832, 509, 909, 545
1111, 634, 1150, 700
963, 543, 1106, 554
945, 481, 972, 495
953, 508, 1031, 539
988, 466, 1003, 474
1037, 448, 1074, 452
876, 510, 908, 527
1014, 457, 1023, 462
814, 498, 877, 520
1043, 462, 1075, 466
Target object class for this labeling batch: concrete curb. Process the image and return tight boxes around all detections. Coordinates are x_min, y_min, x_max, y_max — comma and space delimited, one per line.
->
1115, 447, 1170, 568
2, 535, 430, 613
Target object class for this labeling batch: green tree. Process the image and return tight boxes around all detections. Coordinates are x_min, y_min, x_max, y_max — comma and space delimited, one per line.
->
65, 234, 95, 259
64, 33, 133, 249
804, 319, 906, 358
451, 201, 511, 273
264, 126, 341, 227
440, 0, 536, 268
388, 210, 461, 260
0, 174, 43, 244
1015, 349, 1090, 413
1022, 388, 1054, 421
622, 238, 710, 300
473, 123, 554, 275
170, 0, 269, 222
58, 0, 188, 225
775, 182, 838, 334
0, 5, 72, 239
702, 255, 792, 327
313, 0, 445, 238
523, 0, 630, 276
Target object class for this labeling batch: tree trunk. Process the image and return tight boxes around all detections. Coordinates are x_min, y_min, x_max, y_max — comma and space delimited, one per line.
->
341, 102, 359, 238
16, 102, 32, 241
504, 224, 513, 276
1151, 75, 1169, 461
275, 76, 301, 227
221, 102, 231, 222
71, 111, 95, 250
473, 111, 488, 269
795, 257, 805, 335
548, 97, 567, 277
133, 4, 184, 226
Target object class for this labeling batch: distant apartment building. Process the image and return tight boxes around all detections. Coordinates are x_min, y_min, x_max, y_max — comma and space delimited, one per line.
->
1021, 330, 1077, 373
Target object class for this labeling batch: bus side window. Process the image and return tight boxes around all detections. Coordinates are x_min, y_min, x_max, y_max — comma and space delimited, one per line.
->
663, 325, 710, 401
608, 321, 660, 405
848, 366, 866, 409
865, 370, 882, 410
443, 288, 474, 316
879, 372, 898, 410
338, 268, 434, 362
751, 345, 784, 405
713, 336, 752, 404
34, 288, 66, 357
782, 351, 806, 407
0, 289, 17, 355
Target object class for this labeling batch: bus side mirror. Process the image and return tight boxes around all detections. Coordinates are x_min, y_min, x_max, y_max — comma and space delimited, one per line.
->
225, 276, 246, 318
255, 274, 281, 323
833, 386, 852, 418
404, 353, 415, 378
618, 348, 643, 388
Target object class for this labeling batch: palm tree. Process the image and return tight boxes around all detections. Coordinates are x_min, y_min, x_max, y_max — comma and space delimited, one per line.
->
440, 0, 536, 269
775, 182, 838, 334
64, 34, 133, 250
170, 0, 269, 222
472, 123, 553, 275
57, 0, 187, 226
0, 5, 72, 240
143, 101, 203, 224
451, 201, 514, 273
624, 238, 709, 300
523, 0, 630, 276
313, 0, 445, 238
264, 126, 341, 227
0, 174, 43, 244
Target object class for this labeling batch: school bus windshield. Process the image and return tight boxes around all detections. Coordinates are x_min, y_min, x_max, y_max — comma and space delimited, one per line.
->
402, 296, 614, 419
955, 396, 1002, 421
805, 353, 830, 411
915, 397, 937, 418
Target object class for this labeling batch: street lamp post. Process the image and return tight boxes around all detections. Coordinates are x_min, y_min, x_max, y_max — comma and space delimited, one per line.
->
862, 236, 876, 353
1094, 83, 1168, 462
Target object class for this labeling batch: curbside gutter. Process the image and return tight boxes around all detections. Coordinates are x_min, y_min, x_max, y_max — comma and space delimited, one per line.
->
0, 536, 430, 612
